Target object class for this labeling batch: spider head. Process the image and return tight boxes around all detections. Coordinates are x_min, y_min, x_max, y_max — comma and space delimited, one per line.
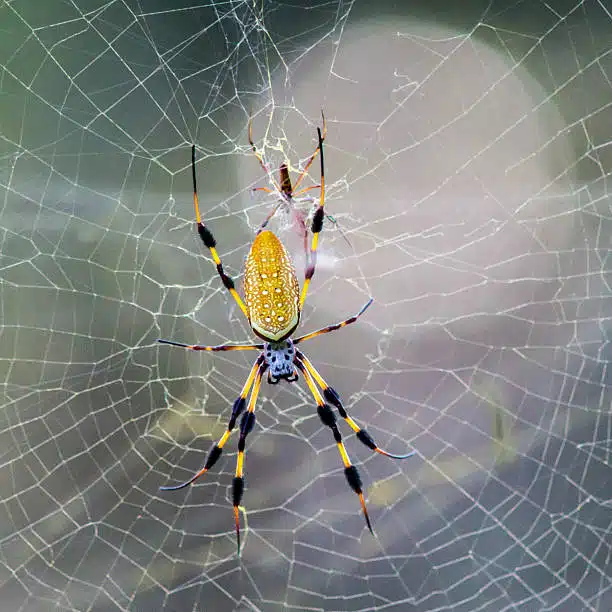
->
263, 339, 297, 384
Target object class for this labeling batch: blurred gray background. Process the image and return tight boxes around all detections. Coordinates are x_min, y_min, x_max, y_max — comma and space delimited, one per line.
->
0, 1, 610, 610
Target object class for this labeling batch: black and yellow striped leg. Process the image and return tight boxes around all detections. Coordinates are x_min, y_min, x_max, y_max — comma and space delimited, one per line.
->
157, 339, 263, 352
299, 126, 326, 309
191, 145, 249, 318
297, 351, 416, 461
293, 298, 374, 345
159, 355, 264, 492
296, 359, 373, 534
232, 360, 267, 555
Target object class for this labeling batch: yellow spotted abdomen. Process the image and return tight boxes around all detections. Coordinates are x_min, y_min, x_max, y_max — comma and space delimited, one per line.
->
244, 231, 300, 342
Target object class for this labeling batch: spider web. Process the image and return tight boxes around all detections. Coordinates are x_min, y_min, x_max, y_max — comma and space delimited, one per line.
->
1, 0, 611, 610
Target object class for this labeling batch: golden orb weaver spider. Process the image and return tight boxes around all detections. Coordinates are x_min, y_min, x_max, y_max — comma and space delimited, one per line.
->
158, 121, 415, 554
249, 111, 350, 256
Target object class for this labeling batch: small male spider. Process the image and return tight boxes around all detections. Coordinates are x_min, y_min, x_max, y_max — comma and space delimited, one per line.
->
249, 111, 349, 258
158, 122, 415, 554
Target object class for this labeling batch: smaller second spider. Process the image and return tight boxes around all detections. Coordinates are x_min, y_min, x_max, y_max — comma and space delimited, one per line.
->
248, 111, 350, 259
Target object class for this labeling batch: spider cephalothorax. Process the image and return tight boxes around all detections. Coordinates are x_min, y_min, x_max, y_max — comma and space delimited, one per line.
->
264, 338, 297, 383
158, 120, 415, 554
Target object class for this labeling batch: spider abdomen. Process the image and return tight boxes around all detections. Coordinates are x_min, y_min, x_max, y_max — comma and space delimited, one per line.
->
244, 230, 300, 341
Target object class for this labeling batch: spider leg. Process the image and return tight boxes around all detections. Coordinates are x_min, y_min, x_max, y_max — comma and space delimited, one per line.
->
291, 184, 321, 198
293, 298, 373, 345
191, 145, 249, 318
248, 118, 283, 194
157, 339, 263, 351
257, 200, 285, 235
297, 350, 416, 461
292, 110, 326, 193
159, 355, 264, 492
300, 125, 326, 308
233, 360, 267, 555
296, 358, 373, 534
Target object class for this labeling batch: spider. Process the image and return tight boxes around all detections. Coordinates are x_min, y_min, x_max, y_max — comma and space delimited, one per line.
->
249, 111, 350, 257
158, 123, 415, 554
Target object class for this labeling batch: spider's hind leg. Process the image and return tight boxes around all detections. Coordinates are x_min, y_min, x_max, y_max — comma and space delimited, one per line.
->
295, 357, 373, 533
158, 355, 264, 492
297, 351, 416, 460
